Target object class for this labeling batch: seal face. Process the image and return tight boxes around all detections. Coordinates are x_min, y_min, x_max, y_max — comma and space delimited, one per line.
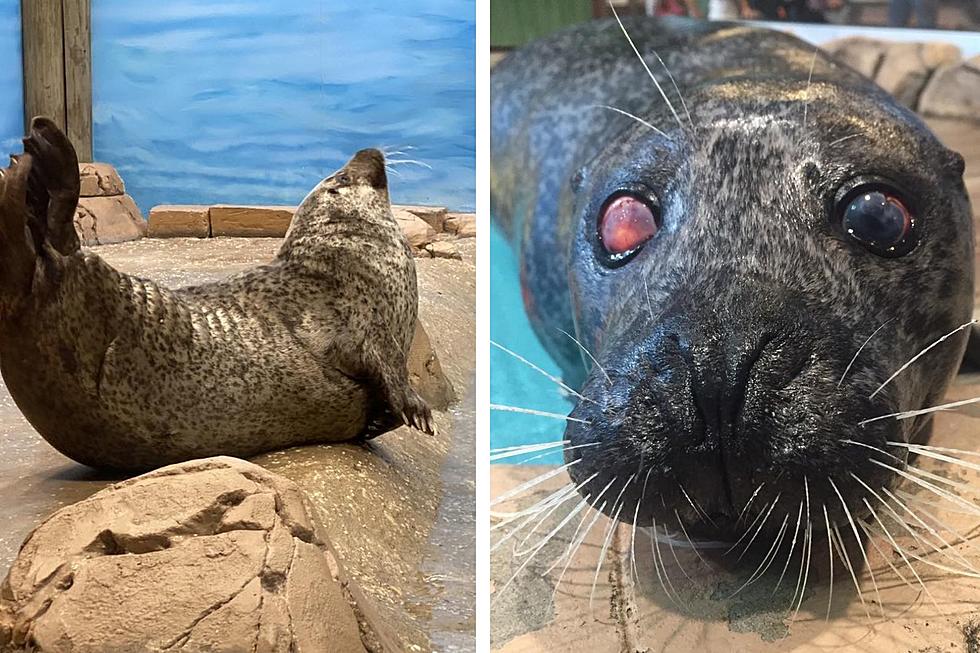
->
0, 118, 433, 471
491, 18, 975, 542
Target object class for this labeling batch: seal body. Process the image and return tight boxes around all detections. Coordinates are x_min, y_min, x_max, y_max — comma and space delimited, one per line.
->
0, 119, 432, 471
492, 18, 974, 539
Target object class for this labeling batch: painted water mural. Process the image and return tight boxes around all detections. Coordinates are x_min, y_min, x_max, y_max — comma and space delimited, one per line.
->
0, 1, 22, 156
92, 0, 475, 213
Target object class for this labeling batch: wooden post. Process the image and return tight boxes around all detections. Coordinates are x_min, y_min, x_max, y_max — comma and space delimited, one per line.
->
20, 0, 92, 162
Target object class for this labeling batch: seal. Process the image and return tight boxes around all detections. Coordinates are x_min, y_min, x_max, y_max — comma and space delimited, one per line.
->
491, 17, 975, 544
0, 117, 433, 471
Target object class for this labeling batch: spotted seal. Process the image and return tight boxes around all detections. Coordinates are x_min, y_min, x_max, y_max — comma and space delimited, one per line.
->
0, 117, 433, 471
491, 17, 975, 542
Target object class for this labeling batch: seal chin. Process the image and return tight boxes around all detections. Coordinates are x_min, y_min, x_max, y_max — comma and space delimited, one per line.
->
562, 294, 905, 545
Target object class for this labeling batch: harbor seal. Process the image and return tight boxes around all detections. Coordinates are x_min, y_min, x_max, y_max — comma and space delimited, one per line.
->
491, 17, 975, 543
0, 117, 433, 471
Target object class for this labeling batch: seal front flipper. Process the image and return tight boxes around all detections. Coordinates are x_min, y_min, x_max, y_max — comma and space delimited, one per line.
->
22, 116, 81, 257
342, 345, 435, 438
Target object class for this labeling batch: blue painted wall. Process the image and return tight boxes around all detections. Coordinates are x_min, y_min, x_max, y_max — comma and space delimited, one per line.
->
0, 0, 22, 156
92, 1, 475, 212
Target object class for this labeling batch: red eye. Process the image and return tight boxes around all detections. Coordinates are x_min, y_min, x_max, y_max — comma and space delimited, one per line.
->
598, 194, 659, 257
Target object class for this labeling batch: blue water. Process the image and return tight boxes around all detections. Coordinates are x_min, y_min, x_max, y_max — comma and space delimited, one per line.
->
490, 224, 572, 465
0, 1, 22, 156
91, 0, 474, 213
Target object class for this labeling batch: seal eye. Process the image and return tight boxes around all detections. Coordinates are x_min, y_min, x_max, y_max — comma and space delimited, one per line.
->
597, 193, 659, 263
839, 185, 915, 256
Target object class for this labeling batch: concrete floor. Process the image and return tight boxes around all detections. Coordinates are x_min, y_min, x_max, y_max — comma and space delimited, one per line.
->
0, 237, 475, 652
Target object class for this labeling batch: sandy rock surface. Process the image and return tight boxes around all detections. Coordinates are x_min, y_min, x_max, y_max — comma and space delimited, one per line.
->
0, 456, 397, 653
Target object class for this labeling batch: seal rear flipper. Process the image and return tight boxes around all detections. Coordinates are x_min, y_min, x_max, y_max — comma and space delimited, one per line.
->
0, 151, 38, 318
22, 117, 81, 257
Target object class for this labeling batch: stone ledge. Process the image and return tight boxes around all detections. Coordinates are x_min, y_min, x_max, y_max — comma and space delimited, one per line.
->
145, 204, 478, 252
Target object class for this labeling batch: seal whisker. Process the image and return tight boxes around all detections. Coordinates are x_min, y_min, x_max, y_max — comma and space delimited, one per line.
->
858, 518, 917, 595
491, 340, 595, 403
385, 158, 433, 170
800, 48, 818, 145
737, 483, 766, 526
728, 512, 789, 598
860, 396, 980, 425
680, 486, 716, 528
556, 328, 612, 385
790, 518, 813, 622
839, 438, 903, 463
590, 105, 667, 139
591, 491, 630, 610
773, 501, 804, 595
827, 133, 862, 148
838, 319, 894, 389
870, 459, 980, 518
895, 488, 980, 516
726, 498, 773, 555
870, 319, 979, 399
650, 50, 695, 133
822, 506, 836, 621
631, 467, 655, 591
490, 441, 600, 464
489, 403, 590, 424
864, 500, 940, 611
550, 494, 614, 599
830, 478, 884, 618
649, 517, 685, 609
881, 487, 980, 575
832, 521, 873, 626
511, 474, 602, 556
491, 460, 580, 506
886, 440, 980, 472
608, 2, 687, 135
547, 477, 617, 582
674, 509, 707, 564
889, 443, 980, 459
735, 495, 781, 562
889, 495, 980, 562
491, 439, 567, 456
491, 483, 578, 532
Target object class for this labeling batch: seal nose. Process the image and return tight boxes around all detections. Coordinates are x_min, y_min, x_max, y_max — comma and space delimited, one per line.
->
344, 148, 388, 190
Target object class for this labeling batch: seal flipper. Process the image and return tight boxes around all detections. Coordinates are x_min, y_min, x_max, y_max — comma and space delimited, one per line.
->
343, 345, 435, 438
0, 151, 38, 318
22, 116, 81, 257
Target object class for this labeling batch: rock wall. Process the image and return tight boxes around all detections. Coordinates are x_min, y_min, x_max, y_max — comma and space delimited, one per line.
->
74, 163, 147, 246
823, 37, 980, 121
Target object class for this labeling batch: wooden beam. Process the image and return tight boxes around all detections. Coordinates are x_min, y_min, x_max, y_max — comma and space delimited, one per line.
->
21, 0, 66, 135
20, 0, 92, 162
62, 0, 92, 162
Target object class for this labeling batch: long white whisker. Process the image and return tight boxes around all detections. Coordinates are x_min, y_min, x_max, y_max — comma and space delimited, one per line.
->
491, 461, 580, 506
870, 319, 978, 399
608, 2, 686, 133
729, 513, 789, 598
829, 478, 883, 618
489, 404, 590, 424
822, 506, 835, 621
557, 328, 611, 385
774, 502, 804, 595
860, 396, 980, 426
736, 495, 780, 562
490, 441, 600, 464
863, 500, 940, 612
491, 341, 593, 403
839, 319, 894, 388
590, 104, 667, 138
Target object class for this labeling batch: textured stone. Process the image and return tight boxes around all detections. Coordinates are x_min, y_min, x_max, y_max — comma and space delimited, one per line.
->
426, 241, 462, 260
823, 36, 887, 79
445, 213, 476, 238
0, 457, 396, 653
147, 205, 211, 238
210, 205, 296, 238
408, 321, 456, 410
77, 163, 124, 197
918, 55, 980, 120
394, 205, 448, 232
74, 195, 146, 246
392, 208, 436, 249
874, 41, 961, 108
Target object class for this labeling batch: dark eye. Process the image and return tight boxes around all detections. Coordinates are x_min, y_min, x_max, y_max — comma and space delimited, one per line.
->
336, 174, 351, 185
838, 185, 915, 256
597, 192, 659, 264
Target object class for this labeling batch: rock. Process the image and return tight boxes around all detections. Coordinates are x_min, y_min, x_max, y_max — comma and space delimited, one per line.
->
393, 205, 448, 232
408, 321, 456, 410
445, 213, 476, 238
918, 55, 980, 120
874, 41, 961, 108
74, 195, 146, 246
823, 36, 887, 79
147, 205, 211, 238
77, 163, 125, 197
426, 241, 462, 260
0, 457, 397, 653
392, 208, 436, 249
210, 205, 296, 238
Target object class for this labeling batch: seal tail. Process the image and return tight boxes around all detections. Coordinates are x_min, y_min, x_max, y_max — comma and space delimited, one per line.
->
0, 117, 80, 319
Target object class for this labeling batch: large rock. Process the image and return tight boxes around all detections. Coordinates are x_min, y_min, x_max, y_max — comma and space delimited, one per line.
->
147, 205, 211, 238
392, 208, 436, 249
445, 213, 476, 238
823, 36, 887, 79
918, 55, 980, 120
394, 205, 448, 232
210, 205, 295, 238
874, 41, 961, 108
74, 195, 146, 246
77, 163, 125, 197
0, 457, 398, 653
409, 321, 456, 410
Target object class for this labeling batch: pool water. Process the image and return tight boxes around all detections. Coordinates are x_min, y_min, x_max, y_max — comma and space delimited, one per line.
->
490, 224, 572, 465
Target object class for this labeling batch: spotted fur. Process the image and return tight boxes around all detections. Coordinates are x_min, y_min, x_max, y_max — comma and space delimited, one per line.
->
0, 118, 431, 471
